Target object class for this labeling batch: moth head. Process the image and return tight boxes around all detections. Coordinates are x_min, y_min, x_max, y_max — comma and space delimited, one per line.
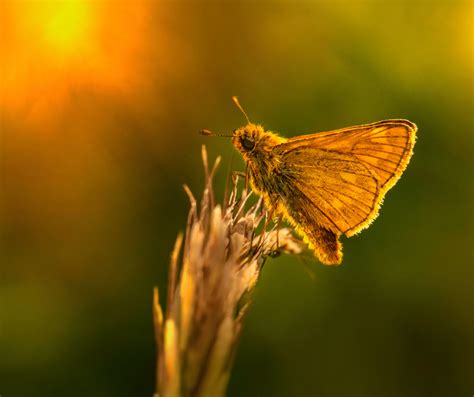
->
232, 123, 265, 153
199, 96, 272, 154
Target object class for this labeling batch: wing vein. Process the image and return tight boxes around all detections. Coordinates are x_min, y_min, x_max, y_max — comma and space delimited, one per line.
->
369, 136, 408, 140
310, 188, 349, 231
361, 162, 393, 174
353, 147, 404, 155
362, 143, 407, 149
318, 187, 370, 227
359, 126, 391, 138
352, 152, 400, 165
293, 187, 343, 233
322, 186, 373, 210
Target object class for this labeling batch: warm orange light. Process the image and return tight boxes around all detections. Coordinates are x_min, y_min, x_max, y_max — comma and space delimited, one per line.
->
1, 0, 157, 123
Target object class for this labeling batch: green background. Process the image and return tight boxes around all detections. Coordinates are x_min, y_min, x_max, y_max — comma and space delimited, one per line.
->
2, 1, 473, 396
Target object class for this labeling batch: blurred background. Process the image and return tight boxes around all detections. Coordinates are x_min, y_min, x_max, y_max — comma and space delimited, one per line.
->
1, 1, 473, 396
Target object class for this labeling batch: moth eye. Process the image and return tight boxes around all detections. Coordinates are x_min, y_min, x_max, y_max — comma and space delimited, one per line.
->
241, 136, 255, 150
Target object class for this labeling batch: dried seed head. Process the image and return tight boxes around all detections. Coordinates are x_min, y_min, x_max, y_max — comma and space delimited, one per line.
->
154, 146, 304, 397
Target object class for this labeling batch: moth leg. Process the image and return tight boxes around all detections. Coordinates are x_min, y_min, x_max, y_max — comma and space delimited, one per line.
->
230, 171, 248, 206
274, 215, 282, 253
244, 163, 249, 192
310, 227, 343, 266
255, 207, 275, 252
231, 171, 246, 185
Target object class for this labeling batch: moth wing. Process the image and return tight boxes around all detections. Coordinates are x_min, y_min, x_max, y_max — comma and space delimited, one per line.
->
275, 119, 416, 237
278, 149, 380, 238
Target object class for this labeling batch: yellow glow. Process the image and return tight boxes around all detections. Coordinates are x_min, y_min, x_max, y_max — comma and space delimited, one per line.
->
42, 0, 91, 56
1, 0, 157, 122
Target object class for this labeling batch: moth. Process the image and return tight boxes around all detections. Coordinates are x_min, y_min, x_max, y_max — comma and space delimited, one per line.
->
202, 97, 417, 265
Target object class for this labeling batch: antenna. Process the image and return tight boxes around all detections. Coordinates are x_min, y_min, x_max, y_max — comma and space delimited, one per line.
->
232, 96, 251, 124
199, 129, 232, 138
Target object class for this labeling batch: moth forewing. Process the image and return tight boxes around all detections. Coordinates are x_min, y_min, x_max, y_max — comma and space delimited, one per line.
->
275, 119, 417, 241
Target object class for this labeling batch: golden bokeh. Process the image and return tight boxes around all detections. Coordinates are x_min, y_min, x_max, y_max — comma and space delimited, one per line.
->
1, 0, 158, 122
40, 0, 91, 55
